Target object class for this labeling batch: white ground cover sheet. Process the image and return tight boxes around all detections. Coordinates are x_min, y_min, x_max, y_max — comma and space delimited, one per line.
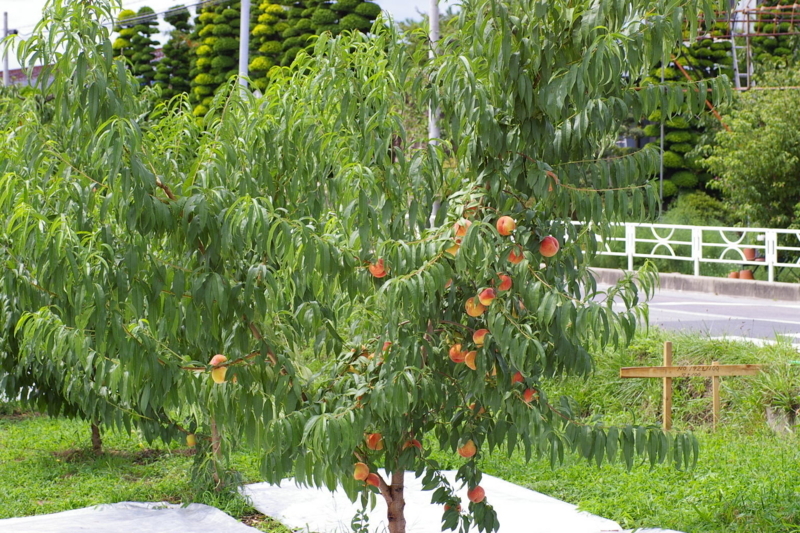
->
242, 470, 625, 533
0, 501, 259, 532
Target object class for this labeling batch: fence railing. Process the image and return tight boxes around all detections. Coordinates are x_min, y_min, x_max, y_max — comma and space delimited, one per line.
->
579, 222, 800, 282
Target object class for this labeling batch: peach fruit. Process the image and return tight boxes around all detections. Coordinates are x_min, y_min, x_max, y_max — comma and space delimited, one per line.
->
210, 354, 228, 384
496, 216, 516, 236
354, 462, 369, 481
539, 236, 560, 257
457, 439, 477, 458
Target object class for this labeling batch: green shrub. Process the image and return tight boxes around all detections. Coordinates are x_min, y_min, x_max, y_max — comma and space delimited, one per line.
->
249, 56, 274, 71
259, 41, 282, 54
665, 130, 692, 143
194, 73, 215, 85
671, 170, 699, 188
253, 24, 275, 37
643, 124, 660, 137
213, 37, 239, 52
211, 55, 236, 69
355, 2, 381, 18
312, 8, 337, 25
670, 142, 694, 154
662, 150, 686, 168
213, 23, 233, 36
340, 13, 371, 31
665, 116, 690, 129
661, 179, 678, 197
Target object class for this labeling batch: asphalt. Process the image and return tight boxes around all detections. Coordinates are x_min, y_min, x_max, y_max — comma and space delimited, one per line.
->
601, 285, 800, 346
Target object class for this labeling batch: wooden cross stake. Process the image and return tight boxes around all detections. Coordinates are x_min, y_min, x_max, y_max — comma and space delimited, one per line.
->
620, 341, 762, 431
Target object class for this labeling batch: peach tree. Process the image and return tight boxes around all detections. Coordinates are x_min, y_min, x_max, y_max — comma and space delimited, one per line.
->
0, 1, 729, 532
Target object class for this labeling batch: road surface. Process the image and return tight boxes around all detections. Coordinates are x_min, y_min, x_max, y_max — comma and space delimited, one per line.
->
604, 286, 800, 346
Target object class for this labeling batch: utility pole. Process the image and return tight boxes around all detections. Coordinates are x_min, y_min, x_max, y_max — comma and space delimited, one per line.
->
428, 0, 441, 226
428, 0, 440, 142
3, 13, 9, 86
238, 0, 251, 91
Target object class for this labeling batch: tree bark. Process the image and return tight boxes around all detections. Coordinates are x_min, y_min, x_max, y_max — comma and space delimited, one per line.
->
90, 422, 102, 454
377, 470, 406, 533
211, 417, 222, 488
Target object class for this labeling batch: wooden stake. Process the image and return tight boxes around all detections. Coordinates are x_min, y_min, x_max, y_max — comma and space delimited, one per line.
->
712, 361, 720, 430
663, 341, 673, 431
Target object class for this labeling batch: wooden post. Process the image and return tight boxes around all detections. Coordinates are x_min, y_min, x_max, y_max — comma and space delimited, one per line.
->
620, 344, 761, 431
663, 341, 673, 431
712, 361, 720, 430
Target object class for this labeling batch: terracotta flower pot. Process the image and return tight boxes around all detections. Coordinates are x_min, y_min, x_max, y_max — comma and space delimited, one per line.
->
728, 271, 740, 279
739, 269, 754, 280
743, 248, 756, 261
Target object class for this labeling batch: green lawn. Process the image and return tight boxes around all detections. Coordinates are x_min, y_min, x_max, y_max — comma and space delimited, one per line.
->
2, 330, 799, 532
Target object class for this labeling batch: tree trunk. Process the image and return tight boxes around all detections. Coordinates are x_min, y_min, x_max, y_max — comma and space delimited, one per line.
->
211, 417, 222, 489
378, 470, 406, 533
90, 422, 102, 454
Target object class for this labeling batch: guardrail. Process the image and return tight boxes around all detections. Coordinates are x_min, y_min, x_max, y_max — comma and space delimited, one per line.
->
581, 223, 800, 282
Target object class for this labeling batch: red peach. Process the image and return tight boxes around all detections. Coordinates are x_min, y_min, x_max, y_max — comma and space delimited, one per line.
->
539, 236, 560, 258
496, 216, 516, 236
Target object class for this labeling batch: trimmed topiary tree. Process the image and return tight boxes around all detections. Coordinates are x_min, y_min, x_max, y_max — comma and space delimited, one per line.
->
250, 1, 287, 90
130, 7, 160, 85
155, 5, 194, 101
112, 9, 138, 64
751, 1, 799, 65
189, 0, 242, 116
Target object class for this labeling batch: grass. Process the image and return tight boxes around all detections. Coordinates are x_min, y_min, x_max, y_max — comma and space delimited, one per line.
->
0, 409, 293, 532
2, 330, 799, 532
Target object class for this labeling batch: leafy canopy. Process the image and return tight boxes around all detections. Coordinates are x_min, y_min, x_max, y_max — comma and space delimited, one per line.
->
0, 1, 729, 532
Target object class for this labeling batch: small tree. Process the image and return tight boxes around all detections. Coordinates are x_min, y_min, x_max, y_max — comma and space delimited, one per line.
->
112, 9, 138, 63
130, 6, 160, 85
705, 68, 800, 228
2, 1, 728, 532
154, 5, 194, 101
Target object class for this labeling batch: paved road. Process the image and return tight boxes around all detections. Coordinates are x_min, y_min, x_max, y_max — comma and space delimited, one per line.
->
603, 286, 800, 346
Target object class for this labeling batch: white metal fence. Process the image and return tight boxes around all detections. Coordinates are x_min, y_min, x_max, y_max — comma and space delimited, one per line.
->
582, 223, 800, 282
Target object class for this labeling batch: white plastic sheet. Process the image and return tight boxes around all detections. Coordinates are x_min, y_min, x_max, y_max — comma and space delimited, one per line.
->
0, 501, 258, 533
242, 471, 625, 533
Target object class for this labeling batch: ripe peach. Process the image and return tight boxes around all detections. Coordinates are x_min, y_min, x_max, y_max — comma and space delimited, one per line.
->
449, 344, 466, 364
468, 402, 487, 415
465, 297, 486, 317
511, 371, 524, 385
210, 354, 227, 384
472, 328, 489, 347
453, 220, 472, 239
539, 236, 560, 257
369, 258, 388, 278
354, 462, 370, 481
523, 388, 538, 403
382, 341, 392, 352
366, 433, 384, 451
403, 439, 422, 451
467, 485, 485, 503
496, 216, 516, 236
497, 274, 512, 291
457, 439, 477, 458
366, 473, 381, 487
478, 288, 496, 306
445, 503, 462, 513
445, 243, 460, 257
464, 351, 477, 370
508, 245, 524, 264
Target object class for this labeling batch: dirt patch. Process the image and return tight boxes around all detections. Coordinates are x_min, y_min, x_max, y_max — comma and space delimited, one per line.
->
240, 511, 299, 532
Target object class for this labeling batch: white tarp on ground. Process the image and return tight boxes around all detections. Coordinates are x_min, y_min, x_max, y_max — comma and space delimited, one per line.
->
242, 471, 625, 533
0, 501, 259, 533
